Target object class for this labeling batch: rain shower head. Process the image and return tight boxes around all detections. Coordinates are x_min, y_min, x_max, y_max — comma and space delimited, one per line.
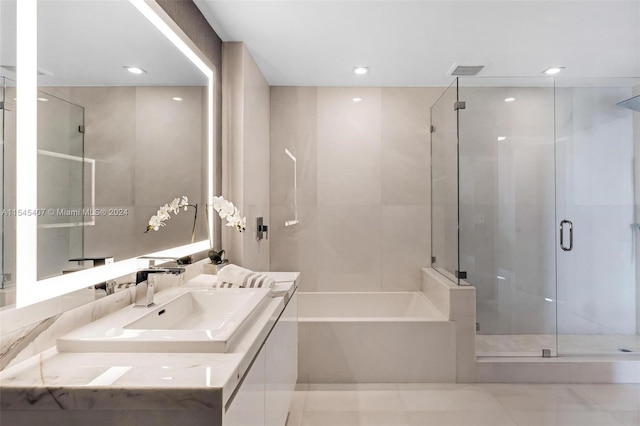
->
616, 95, 640, 112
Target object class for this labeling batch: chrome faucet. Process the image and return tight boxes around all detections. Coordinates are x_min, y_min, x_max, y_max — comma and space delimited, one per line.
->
134, 268, 185, 307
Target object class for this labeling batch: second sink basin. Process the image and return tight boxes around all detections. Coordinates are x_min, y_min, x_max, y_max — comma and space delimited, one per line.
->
57, 288, 271, 353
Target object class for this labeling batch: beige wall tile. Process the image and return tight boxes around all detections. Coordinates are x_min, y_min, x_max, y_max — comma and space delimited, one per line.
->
316, 205, 382, 292
381, 206, 429, 291
222, 43, 271, 268
381, 88, 440, 206
271, 87, 441, 293
270, 87, 317, 207
317, 87, 381, 206
270, 86, 318, 289
270, 205, 318, 292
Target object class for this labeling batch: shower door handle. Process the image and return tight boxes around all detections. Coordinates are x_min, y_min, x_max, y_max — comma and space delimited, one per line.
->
560, 220, 573, 251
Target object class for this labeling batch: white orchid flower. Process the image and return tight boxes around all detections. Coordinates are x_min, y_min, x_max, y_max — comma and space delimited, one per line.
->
210, 196, 245, 233
227, 216, 246, 232
145, 195, 195, 233
220, 201, 236, 219
157, 206, 171, 221
147, 215, 167, 232
169, 198, 181, 214
212, 196, 225, 213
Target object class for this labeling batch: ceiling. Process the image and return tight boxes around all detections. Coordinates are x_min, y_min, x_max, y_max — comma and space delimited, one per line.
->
194, 0, 640, 87
0, 0, 206, 86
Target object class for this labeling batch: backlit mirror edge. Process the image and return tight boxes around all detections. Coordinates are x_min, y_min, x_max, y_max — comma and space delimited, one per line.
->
15, 0, 215, 308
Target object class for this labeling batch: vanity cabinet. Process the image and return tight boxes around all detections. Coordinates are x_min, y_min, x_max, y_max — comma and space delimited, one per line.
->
0, 282, 300, 426
266, 292, 298, 426
224, 348, 267, 426
224, 291, 298, 426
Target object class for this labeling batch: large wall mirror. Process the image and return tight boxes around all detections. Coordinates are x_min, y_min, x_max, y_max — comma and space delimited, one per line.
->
1, 0, 214, 309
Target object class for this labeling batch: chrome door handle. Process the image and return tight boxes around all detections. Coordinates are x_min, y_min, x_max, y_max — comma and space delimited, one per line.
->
560, 220, 573, 251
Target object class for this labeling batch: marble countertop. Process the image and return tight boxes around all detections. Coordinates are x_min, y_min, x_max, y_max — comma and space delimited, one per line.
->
0, 273, 299, 412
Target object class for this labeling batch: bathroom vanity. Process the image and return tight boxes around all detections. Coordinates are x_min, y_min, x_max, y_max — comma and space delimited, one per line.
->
0, 273, 299, 426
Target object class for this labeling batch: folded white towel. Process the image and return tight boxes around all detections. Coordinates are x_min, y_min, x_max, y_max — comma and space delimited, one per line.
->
217, 282, 241, 289
185, 274, 219, 288
216, 264, 275, 289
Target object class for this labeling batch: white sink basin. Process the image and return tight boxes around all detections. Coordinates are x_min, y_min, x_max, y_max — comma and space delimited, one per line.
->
57, 288, 271, 353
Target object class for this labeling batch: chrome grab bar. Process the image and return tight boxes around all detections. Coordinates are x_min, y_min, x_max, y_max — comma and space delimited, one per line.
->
560, 220, 573, 251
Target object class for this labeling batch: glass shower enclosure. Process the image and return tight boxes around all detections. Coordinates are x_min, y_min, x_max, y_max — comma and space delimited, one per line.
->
432, 76, 640, 357
1, 77, 85, 293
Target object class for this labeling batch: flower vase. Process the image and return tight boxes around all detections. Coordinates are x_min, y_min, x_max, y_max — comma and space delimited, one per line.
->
202, 263, 217, 275
202, 260, 229, 275
215, 260, 230, 274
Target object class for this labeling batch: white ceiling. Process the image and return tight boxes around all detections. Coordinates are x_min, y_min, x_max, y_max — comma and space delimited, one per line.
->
0, 0, 207, 86
194, 0, 640, 87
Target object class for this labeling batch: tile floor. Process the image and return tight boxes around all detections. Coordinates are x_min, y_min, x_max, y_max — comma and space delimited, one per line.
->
286, 383, 640, 426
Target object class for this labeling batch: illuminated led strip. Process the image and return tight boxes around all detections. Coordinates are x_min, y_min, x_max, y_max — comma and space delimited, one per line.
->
15, 0, 38, 307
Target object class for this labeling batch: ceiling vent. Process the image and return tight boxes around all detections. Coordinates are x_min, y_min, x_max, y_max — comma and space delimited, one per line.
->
448, 64, 485, 76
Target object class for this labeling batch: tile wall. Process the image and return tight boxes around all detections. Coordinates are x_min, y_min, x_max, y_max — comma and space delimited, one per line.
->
270, 87, 443, 292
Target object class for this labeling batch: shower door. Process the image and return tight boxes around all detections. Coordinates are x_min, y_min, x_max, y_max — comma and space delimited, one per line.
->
457, 77, 558, 357
555, 79, 640, 356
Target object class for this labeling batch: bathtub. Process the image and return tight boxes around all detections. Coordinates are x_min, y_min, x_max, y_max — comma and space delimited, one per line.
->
297, 292, 457, 383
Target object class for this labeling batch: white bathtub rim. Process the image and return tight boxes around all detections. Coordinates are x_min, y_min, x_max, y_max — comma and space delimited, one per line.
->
297, 291, 447, 321
298, 317, 448, 323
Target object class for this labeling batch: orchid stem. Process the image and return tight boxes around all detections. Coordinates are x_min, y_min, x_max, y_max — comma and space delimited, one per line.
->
189, 204, 198, 244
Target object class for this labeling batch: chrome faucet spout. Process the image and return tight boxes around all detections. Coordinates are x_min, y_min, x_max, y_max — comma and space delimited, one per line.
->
134, 268, 185, 308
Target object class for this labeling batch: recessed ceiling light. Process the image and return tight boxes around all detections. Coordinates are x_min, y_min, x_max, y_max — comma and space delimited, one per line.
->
172, 97, 183, 101
124, 66, 146, 74
504, 97, 515, 102
497, 136, 506, 141
37, 97, 48, 102
543, 67, 564, 75
353, 67, 369, 75
352, 97, 363, 103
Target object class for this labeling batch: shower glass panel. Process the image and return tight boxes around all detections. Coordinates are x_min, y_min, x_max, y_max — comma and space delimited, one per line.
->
36, 91, 85, 280
431, 80, 460, 283
555, 77, 640, 356
458, 77, 557, 356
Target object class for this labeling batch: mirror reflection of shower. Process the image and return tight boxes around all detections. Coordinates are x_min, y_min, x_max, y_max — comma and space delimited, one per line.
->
284, 148, 299, 227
